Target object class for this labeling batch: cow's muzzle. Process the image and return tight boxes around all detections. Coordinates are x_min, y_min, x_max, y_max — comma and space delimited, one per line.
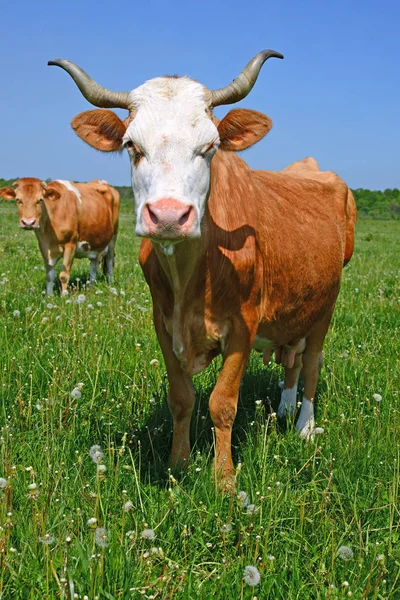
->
142, 198, 196, 239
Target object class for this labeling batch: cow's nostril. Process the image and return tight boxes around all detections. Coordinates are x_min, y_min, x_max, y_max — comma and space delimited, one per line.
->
147, 206, 159, 225
178, 207, 192, 226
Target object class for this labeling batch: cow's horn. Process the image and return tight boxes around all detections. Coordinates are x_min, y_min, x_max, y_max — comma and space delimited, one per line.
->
48, 59, 133, 110
210, 50, 284, 107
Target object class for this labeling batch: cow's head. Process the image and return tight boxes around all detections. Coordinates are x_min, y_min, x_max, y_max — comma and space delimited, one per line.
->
49, 51, 283, 241
0, 178, 60, 229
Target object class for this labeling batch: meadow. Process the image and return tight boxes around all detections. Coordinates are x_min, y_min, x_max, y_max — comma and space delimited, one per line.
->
0, 197, 399, 599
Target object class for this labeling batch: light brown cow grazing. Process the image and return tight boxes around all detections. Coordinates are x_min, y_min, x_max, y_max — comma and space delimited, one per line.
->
49, 51, 357, 487
0, 179, 120, 295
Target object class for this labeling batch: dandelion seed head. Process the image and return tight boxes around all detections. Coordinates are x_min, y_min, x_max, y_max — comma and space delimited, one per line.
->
220, 524, 232, 534
76, 294, 86, 304
373, 393, 382, 402
243, 565, 261, 587
246, 504, 256, 514
149, 359, 159, 367
87, 518, 97, 527
337, 546, 354, 561
141, 528, 155, 541
13, 310, 20, 317
237, 490, 249, 508
0, 478, 7, 489
71, 387, 82, 400
376, 554, 385, 562
89, 445, 103, 464
94, 527, 109, 548
39, 533, 55, 545
28, 483, 37, 490
97, 464, 107, 474
123, 501, 134, 512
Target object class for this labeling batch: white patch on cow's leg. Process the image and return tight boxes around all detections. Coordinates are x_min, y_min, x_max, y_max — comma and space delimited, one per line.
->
45, 265, 56, 296
296, 397, 315, 440
278, 385, 298, 419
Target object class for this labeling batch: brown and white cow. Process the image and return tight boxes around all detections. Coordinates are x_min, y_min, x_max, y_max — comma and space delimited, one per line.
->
0, 179, 120, 295
49, 51, 356, 486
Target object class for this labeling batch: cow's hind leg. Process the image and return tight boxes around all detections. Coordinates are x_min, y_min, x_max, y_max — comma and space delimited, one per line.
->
296, 316, 332, 439
89, 255, 101, 286
277, 354, 302, 419
103, 235, 117, 283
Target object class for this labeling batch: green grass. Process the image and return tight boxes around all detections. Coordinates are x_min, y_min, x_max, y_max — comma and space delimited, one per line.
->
0, 198, 399, 599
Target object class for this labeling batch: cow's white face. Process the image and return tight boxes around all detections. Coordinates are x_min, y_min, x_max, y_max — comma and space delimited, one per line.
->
123, 77, 219, 240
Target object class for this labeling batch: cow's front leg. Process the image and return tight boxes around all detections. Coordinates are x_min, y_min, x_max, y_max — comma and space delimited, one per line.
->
209, 320, 255, 488
45, 262, 57, 296
153, 309, 195, 468
59, 243, 76, 294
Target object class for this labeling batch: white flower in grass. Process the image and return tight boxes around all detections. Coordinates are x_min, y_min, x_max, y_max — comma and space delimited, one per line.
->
141, 528, 155, 541
110, 287, 118, 296
237, 491, 249, 508
76, 294, 86, 305
46, 303, 53, 309
126, 530, 136, 540
71, 387, 82, 400
220, 524, 232, 534
337, 546, 354, 561
26, 306, 32, 313
376, 554, 385, 562
13, 310, 20, 318
41, 317, 48, 324
87, 518, 97, 527
0, 478, 7, 489
314, 427, 325, 435
65, 299, 72, 304
97, 302, 103, 307
243, 565, 261, 587
55, 315, 61, 321
123, 501, 134, 512
373, 393, 382, 402
28, 483, 37, 491
97, 464, 107, 474
62, 290, 69, 297
39, 533, 55, 545
94, 527, 109, 548
87, 304, 94, 309
89, 445, 103, 464
149, 359, 159, 367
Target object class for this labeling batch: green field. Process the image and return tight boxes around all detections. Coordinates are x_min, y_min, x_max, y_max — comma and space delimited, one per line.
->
0, 198, 399, 599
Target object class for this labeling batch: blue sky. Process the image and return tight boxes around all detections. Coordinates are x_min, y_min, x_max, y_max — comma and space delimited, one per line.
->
1, 0, 398, 190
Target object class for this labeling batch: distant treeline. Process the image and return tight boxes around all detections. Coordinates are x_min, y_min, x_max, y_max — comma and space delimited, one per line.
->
1, 179, 399, 220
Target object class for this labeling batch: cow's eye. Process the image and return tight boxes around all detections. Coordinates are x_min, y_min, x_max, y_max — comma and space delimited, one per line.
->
199, 141, 218, 158
125, 141, 145, 165
124, 140, 134, 149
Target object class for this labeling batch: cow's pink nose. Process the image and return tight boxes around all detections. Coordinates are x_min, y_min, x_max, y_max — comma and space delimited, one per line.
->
21, 218, 36, 228
143, 198, 195, 237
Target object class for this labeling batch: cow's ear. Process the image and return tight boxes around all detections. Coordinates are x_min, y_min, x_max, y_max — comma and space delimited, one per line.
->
44, 188, 61, 201
0, 187, 16, 200
71, 109, 128, 152
218, 109, 272, 151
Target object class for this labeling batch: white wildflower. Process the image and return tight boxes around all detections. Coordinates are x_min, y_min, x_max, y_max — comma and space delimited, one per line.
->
87, 304, 94, 309
36, 404, 41, 410
0, 478, 7, 489
314, 427, 325, 435
220, 524, 232, 534
94, 527, 109, 548
97, 302, 103, 307
237, 490, 249, 508
126, 530, 136, 539
141, 528, 155, 541
41, 317, 48, 324
267, 554, 275, 561
110, 287, 118, 295
87, 518, 97, 527
55, 315, 61, 321
39, 533, 55, 545
97, 464, 107, 474
61, 290, 69, 297
28, 483, 37, 490
246, 504, 257, 515
149, 359, 159, 367
65, 299, 72, 304
337, 546, 354, 561
373, 393, 382, 402
76, 294, 86, 305
26, 306, 32, 312
89, 445, 103, 464
376, 554, 385, 562
13, 310, 20, 318
243, 565, 261, 587
46, 303, 53, 309
123, 501, 134, 512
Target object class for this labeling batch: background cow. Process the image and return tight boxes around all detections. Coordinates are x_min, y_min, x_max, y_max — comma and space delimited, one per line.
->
49, 51, 356, 487
0, 179, 120, 295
